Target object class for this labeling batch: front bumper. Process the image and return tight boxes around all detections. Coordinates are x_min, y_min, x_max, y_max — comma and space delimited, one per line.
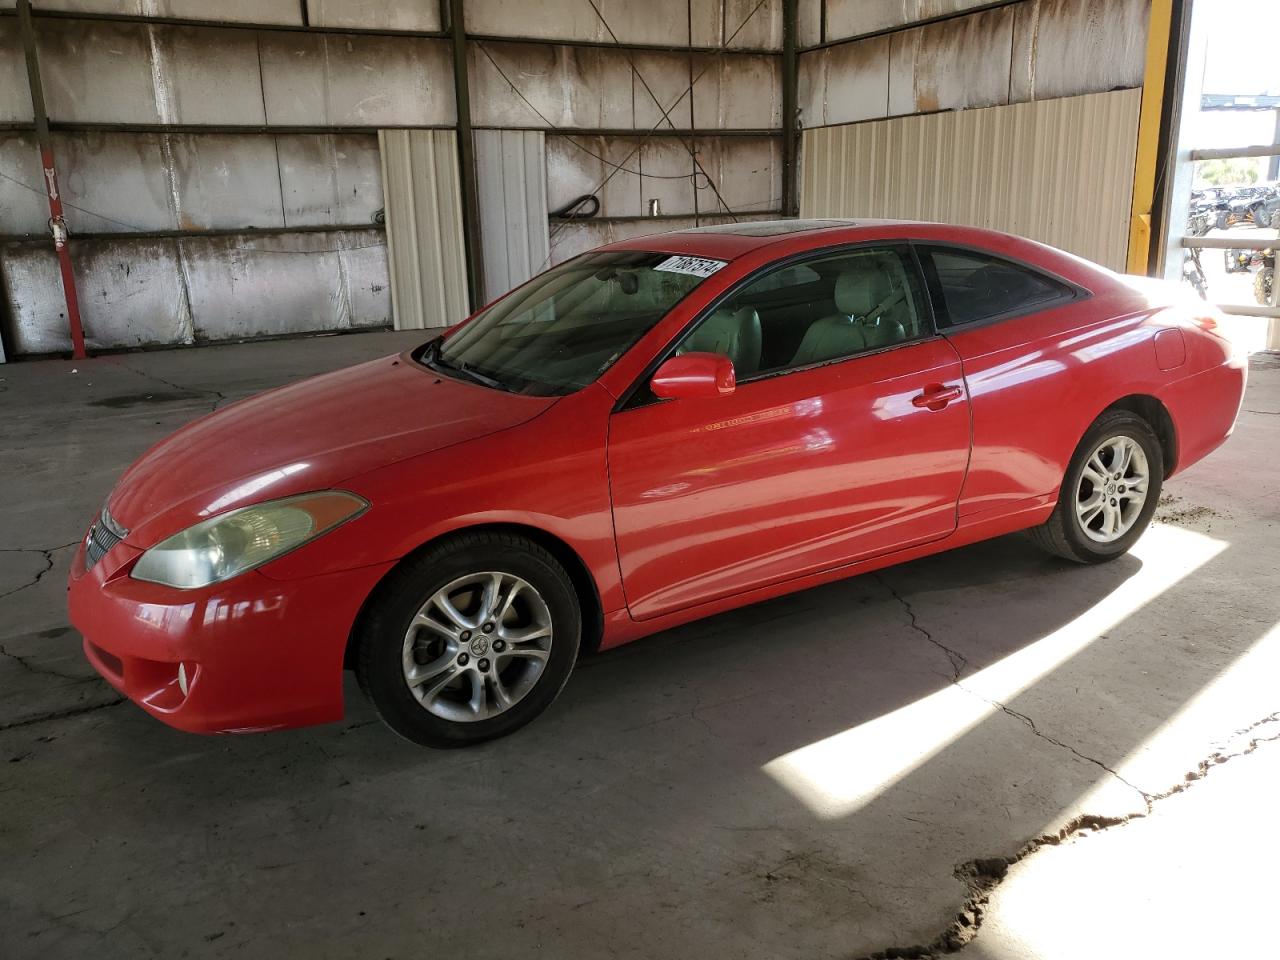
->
68, 536, 394, 734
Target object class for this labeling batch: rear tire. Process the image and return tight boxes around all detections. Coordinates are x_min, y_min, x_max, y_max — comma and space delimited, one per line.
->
1029, 411, 1164, 564
1255, 266, 1274, 307
355, 532, 581, 748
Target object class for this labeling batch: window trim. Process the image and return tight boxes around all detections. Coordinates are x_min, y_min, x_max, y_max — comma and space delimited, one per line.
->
614, 240, 940, 412
912, 242, 1092, 332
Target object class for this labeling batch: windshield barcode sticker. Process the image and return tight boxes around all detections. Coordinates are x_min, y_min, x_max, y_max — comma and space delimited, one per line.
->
654, 255, 727, 279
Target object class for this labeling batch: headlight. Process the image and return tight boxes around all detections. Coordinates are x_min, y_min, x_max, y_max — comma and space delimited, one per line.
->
131, 491, 368, 589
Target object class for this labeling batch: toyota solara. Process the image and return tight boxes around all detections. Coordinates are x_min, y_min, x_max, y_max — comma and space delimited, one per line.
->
69, 219, 1246, 747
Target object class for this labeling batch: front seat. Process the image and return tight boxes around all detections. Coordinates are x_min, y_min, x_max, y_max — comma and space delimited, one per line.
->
678, 307, 762, 377
791, 264, 906, 366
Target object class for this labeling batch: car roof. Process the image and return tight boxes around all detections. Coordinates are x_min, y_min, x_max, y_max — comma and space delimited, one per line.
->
597, 218, 1124, 300
598, 217, 1054, 259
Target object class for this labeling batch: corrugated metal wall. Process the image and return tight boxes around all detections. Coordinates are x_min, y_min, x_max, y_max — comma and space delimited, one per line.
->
0, 0, 788, 358
378, 129, 470, 330
475, 129, 549, 305
800, 88, 1143, 270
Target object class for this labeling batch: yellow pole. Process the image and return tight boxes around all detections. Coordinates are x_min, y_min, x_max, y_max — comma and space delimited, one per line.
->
1127, 0, 1175, 275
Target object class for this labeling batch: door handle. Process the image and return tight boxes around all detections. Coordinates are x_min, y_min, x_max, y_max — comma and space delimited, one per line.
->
911, 383, 964, 411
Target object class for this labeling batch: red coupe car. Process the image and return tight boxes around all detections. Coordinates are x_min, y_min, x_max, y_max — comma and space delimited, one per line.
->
69, 219, 1246, 746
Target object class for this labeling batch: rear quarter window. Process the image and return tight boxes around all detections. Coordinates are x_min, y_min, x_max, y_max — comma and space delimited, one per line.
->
926, 248, 1076, 328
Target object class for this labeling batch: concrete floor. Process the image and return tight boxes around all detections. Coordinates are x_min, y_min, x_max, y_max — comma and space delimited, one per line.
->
1, 331, 1278, 959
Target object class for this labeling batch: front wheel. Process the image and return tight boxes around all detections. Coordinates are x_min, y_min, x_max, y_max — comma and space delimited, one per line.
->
1029, 411, 1164, 563
355, 532, 581, 747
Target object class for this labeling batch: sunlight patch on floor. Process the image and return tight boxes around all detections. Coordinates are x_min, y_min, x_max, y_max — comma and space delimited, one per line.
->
762, 525, 1228, 819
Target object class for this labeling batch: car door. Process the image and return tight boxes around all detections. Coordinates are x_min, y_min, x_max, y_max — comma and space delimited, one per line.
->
916, 245, 1086, 520
607, 245, 973, 621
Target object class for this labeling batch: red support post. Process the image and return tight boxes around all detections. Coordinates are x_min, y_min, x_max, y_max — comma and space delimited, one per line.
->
18, 0, 86, 359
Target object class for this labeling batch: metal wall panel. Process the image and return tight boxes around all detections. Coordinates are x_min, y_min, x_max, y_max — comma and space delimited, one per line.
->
182, 230, 391, 340
0, 136, 49, 234
306, 0, 443, 32
545, 133, 780, 220
0, 20, 32, 122
887, 5, 1016, 115
378, 129, 470, 329
276, 133, 384, 227
469, 42, 779, 130
799, 88, 1143, 271
1, 237, 191, 354
463, 1, 781, 50
475, 129, 550, 304
798, 0, 1148, 124
823, 0, 996, 42
0, 131, 385, 237
799, 34, 891, 127
259, 33, 455, 127
30, 0, 303, 24
37, 20, 268, 125
0, 228, 391, 353
1010, 0, 1149, 103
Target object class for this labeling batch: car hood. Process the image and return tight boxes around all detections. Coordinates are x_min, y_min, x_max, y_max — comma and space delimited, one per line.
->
107, 354, 555, 546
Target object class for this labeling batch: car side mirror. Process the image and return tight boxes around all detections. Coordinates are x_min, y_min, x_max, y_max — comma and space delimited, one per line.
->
650, 352, 736, 400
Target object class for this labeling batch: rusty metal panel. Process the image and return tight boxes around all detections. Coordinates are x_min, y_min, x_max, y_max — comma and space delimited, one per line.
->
276, 133, 384, 227
800, 88, 1143, 271
823, 0, 997, 41
260, 33, 454, 127
36, 20, 267, 124
0, 135, 49, 236
31, 0, 302, 24
475, 129, 549, 303
799, 34, 891, 127
306, 0, 442, 32
0, 20, 32, 122
1010, 0, 1149, 103
378, 129, 469, 329
797, 0, 821, 48
1, 237, 191, 354
181, 230, 391, 340
887, 6, 1015, 116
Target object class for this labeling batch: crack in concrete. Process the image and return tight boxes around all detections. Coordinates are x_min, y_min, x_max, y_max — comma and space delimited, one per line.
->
0, 542, 76, 601
0, 698, 127, 733
0, 642, 96, 685
856, 712, 1280, 958
116, 360, 228, 414
876, 577, 1147, 799
876, 574, 968, 680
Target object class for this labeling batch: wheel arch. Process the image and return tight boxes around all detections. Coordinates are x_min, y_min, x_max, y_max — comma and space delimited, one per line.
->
1102, 394, 1178, 477
343, 522, 605, 671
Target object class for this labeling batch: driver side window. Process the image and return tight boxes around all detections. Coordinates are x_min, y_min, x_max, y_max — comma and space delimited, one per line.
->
673, 246, 928, 381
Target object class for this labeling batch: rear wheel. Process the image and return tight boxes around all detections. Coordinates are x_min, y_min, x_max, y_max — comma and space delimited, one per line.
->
1255, 266, 1274, 307
355, 532, 581, 747
1029, 411, 1163, 563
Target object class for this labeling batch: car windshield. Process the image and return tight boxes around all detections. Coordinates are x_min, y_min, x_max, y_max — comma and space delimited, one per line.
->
427, 251, 719, 396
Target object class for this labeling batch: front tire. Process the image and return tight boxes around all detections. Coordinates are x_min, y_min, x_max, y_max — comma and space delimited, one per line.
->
355, 532, 581, 747
1029, 411, 1164, 563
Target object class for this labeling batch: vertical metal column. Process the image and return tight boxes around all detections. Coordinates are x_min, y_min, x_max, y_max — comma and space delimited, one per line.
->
448, 0, 484, 310
17, 0, 86, 358
780, 0, 799, 218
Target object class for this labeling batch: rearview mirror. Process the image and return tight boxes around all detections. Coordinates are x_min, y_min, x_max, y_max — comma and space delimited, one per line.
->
650, 352, 736, 400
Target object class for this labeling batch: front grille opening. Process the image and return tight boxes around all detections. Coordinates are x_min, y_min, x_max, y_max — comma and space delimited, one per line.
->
84, 520, 123, 571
